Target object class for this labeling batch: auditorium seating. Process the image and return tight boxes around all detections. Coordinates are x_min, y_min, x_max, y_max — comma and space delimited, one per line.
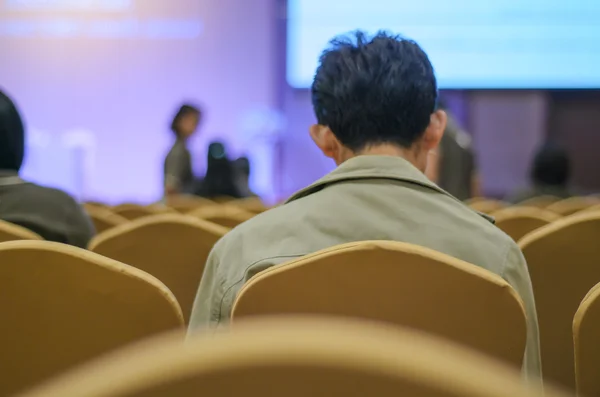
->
189, 205, 256, 229
519, 211, 600, 390
15, 318, 562, 397
164, 195, 217, 213
491, 207, 560, 241
466, 198, 509, 214
89, 214, 228, 322
111, 203, 174, 220
84, 206, 129, 234
232, 241, 527, 368
229, 197, 269, 214
546, 197, 600, 216
574, 282, 600, 397
516, 195, 561, 208
0, 240, 184, 396
0, 219, 42, 242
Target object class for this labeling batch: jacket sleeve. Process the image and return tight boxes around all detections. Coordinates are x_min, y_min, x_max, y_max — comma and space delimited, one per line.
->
187, 246, 224, 334
502, 242, 543, 383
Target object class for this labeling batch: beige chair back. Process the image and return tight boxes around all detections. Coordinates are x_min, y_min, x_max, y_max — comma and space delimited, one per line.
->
229, 197, 269, 213
519, 212, 600, 390
582, 203, 600, 214
16, 318, 564, 397
0, 240, 183, 396
546, 197, 600, 217
189, 205, 255, 229
468, 199, 508, 214
517, 195, 562, 208
574, 282, 600, 397
233, 241, 527, 368
112, 203, 173, 220
85, 206, 129, 234
89, 214, 228, 322
164, 195, 216, 213
0, 219, 42, 242
492, 207, 560, 242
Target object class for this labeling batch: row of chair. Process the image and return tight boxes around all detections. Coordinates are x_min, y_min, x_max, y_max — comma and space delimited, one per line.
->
15, 318, 566, 397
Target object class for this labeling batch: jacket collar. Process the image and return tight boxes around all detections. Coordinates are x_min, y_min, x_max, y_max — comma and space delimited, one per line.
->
286, 155, 494, 223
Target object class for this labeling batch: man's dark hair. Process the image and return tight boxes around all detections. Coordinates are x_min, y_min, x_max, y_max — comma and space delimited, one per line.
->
531, 144, 571, 187
170, 104, 201, 136
311, 30, 438, 151
0, 90, 25, 171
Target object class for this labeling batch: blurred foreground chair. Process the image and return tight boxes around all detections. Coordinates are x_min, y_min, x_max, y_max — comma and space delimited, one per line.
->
574, 282, 600, 397
517, 195, 561, 208
15, 317, 562, 397
229, 197, 269, 214
189, 205, 255, 229
519, 212, 600, 390
492, 207, 560, 242
467, 199, 508, 214
84, 206, 128, 234
164, 195, 216, 213
0, 219, 42, 242
111, 203, 174, 221
546, 197, 600, 217
0, 240, 183, 396
233, 241, 527, 369
89, 214, 228, 322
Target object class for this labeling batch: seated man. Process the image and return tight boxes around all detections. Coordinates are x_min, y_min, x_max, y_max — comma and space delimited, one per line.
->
189, 31, 541, 379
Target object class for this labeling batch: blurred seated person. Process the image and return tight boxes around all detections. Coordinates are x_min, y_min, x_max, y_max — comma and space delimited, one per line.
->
0, 89, 94, 247
506, 144, 571, 203
233, 157, 257, 198
426, 103, 480, 200
195, 142, 242, 199
189, 31, 540, 381
164, 104, 201, 196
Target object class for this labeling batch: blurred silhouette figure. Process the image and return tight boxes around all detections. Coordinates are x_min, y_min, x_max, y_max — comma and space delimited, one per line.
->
507, 144, 572, 203
426, 101, 479, 200
196, 142, 241, 199
164, 103, 201, 196
0, 89, 95, 247
233, 157, 256, 198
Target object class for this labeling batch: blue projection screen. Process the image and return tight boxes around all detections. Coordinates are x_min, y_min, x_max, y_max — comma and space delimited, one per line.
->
287, 0, 600, 89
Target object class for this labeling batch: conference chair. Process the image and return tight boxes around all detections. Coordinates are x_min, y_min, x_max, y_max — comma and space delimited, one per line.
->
89, 214, 228, 322
164, 195, 216, 213
519, 211, 600, 390
16, 318, 562, 397
580, 202, 600, 215
229, 197, 269, 214
546, 197, 600, 217
467, 199, 508, 214
0, 219, 42, 242
491, 207, 560, 242
84, 206, 129, 234
574, 282, 600, 397
233, 241, 527, 369
111, 203, 174, 221
517, 195, 562, 208
0, 240, 184, 397
189, 205, 255, 229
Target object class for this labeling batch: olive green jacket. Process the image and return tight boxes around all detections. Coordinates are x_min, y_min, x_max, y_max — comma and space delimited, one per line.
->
189, 155, 541, 380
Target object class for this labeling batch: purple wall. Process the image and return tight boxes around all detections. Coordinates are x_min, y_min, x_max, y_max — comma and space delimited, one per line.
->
1, 0, 277, 203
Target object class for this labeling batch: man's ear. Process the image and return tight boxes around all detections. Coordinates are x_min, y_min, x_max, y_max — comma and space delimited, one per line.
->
309, 124, 338, 159
422, 109, 447, 150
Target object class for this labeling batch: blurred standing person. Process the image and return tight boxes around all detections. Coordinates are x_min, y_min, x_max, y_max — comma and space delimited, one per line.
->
196, 142, 242, 200
164, 104, 201, 196
507, 144, 572, 203
0, 89, 94, 247
426, 105, 480, 200
233, 157, 256, 198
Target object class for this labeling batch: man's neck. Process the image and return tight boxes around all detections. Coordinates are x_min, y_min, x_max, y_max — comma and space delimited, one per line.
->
342, 144, 423, 171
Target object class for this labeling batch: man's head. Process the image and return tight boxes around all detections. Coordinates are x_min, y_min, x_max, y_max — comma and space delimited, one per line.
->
310, 31, 446, 171
171, 104, 201, 139
0, 89, 25, 172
